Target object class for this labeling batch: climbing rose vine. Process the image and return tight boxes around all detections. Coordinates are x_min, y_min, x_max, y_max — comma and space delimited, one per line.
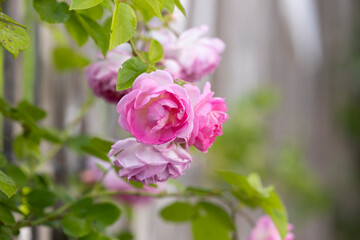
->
0, 1, 293, 240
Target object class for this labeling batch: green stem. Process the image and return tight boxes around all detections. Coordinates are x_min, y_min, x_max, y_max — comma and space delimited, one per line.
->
16, 200, 75, 228
129, 39, 147, 63
91, 189, 222, 199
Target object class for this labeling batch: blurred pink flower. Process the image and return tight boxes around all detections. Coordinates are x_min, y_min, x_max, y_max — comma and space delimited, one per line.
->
185, 82, 229, 152
108, 138, 193, 184
117, 70, 193, 145
82, 158, 164, 204
249, 215, 294, 240
152, 25, 225, 82
150, 28, 179, 59
85, 44, 132, 103
163, 59, 183, 79
176, 26, 225, 82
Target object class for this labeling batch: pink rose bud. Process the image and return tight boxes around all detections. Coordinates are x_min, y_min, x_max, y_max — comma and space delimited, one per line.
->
108, 138, 193, 184
117, 70, 194, 145
185, 82, 229, 152
85, 44, 132, 103
82, 158, 164, 204
249, 215, 295, 240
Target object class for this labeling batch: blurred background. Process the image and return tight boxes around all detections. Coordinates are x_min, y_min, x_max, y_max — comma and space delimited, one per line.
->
2, 0, 360, 239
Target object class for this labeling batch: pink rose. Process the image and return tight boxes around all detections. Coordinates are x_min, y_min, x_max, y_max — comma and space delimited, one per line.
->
185, 82, 229, 152
85, 44, 132, 103
152, 25, 225, 82
249, 215, 294, 240
117, 70, 193, 145
108, 138, 193, 184
82, 158, 164, 204
176, 25, 225, 82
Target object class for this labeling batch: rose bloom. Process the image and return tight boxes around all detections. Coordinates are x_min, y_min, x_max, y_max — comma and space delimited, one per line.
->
152, 25, 225, 82
108, 138, 193, 184
249, 215, 294, 240
82, 158, 163, 204
117, 70, 193, 145
85, 44, 132, 103
184, 82, 229, 152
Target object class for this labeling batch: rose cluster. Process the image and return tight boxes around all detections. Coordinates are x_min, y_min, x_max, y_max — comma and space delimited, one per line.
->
85, 25, 228, 184
85, 25, 225, 103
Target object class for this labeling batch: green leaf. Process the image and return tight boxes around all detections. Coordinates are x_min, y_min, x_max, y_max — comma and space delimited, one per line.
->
5, 165, 27, 188
118, 231, 133, 240
80, 232, 113, 240
72, 197, 94, 217
80, 137, 113, 161
109, 2, 137, 51
27, 189, 56, 209
53, 46, 90, 71
192, 206, 231, 240
66, 135, 92, 154
128, 180, 143, 189
39, 128, 62, 143
247, 173, 273, 197
103, 16, 112, 34
62, 214, 92, 237
70, 0, 105, 10
261, 192, 288, 239
161, 0, 175, 13
0, 153, 7, 168
78, 4, 104, 20
0, 13, 30, 58
87, 202, 121, 226
0, 205, 15, 226
33, 0, 70, 23
65, 13, 89, 46
117, 57, 147, 91
160, 202, 196, 222
148, 39, 163, 63
196, 202, 235, 230
80, 147, 108, 161
77, 14, 109, 56
174, 0, 186, 16
0, 226, 12, 240
79, 232, 114, 240
218, 171, 264, 207
92, 138, 114, 155
131, 0, 163, 20
13, 134, 41, 160
218, 171, 288, 239
0, 13, 27, 29
101, 0, 113, 12
17, 100, 46, 121
0, 170, 17, 198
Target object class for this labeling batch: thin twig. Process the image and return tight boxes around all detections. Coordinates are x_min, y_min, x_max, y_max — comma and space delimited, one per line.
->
129, 39, 147, 63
